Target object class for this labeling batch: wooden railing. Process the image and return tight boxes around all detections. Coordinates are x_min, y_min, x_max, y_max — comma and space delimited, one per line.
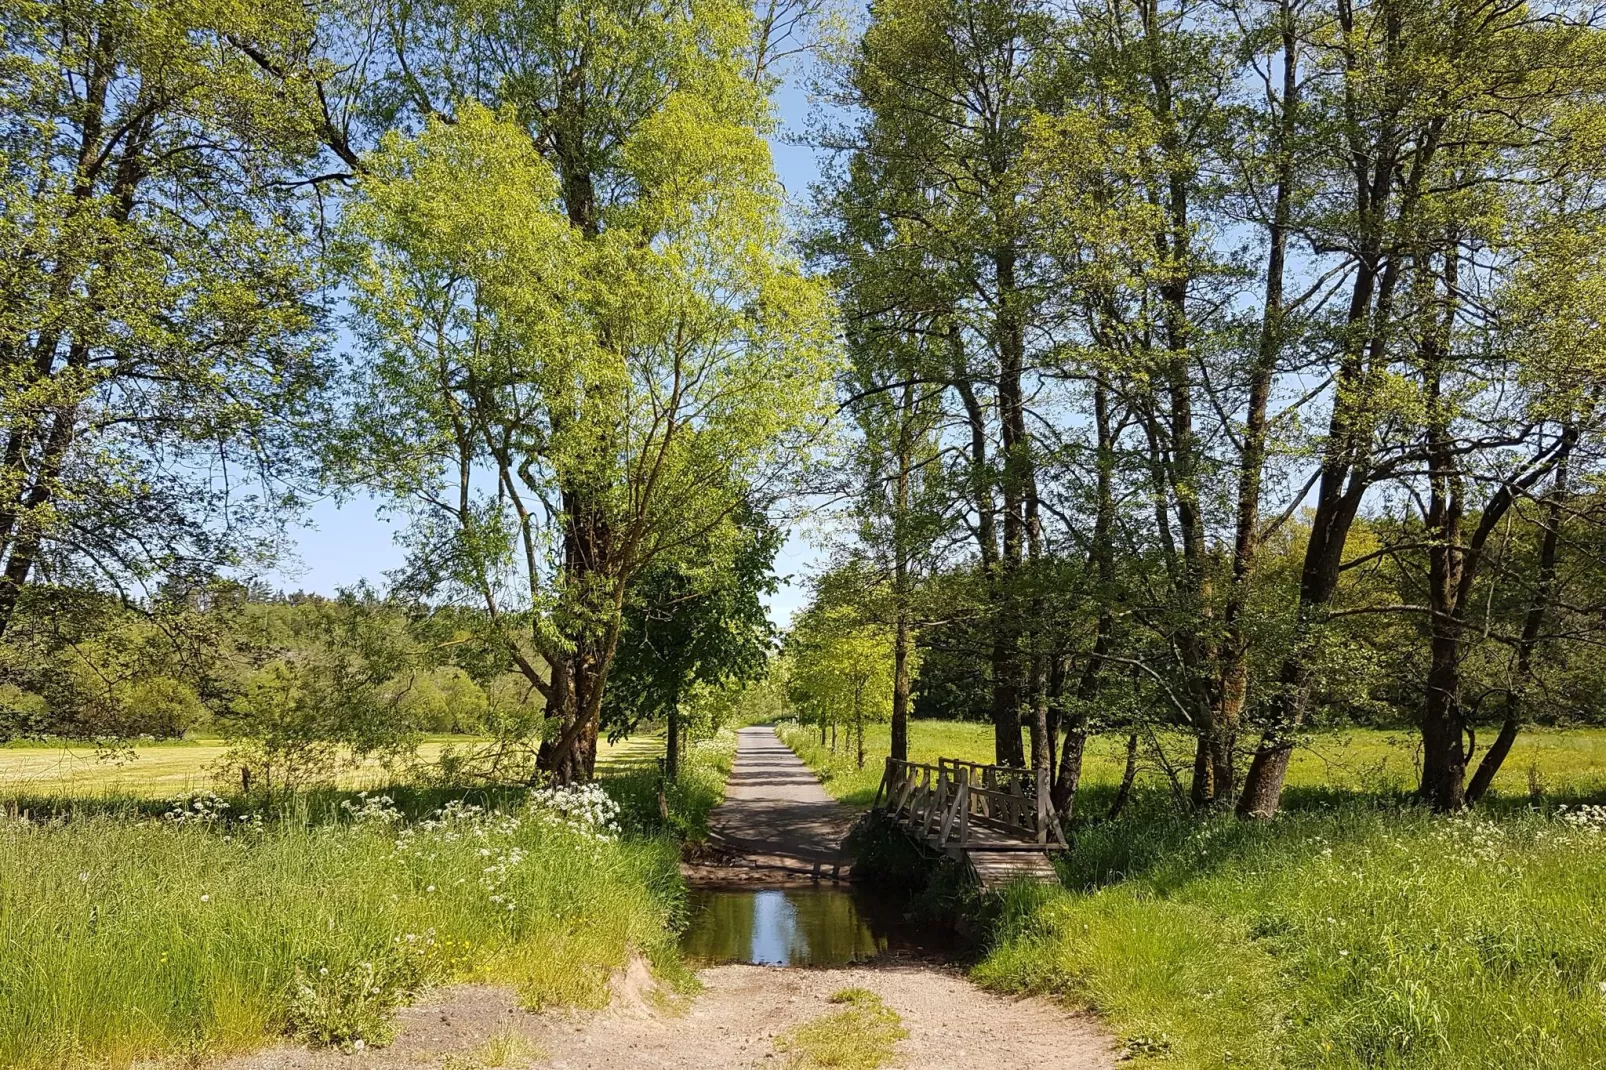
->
873, 755, 1067, 850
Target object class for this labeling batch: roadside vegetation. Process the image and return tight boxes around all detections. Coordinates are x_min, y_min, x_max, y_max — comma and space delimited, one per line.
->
979, 805, 1606, 1070
782, 718, 1606, 1069
0, 731, 735, 1068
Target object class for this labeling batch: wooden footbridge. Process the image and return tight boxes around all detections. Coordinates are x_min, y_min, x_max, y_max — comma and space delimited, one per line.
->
872, 756, 1067, 891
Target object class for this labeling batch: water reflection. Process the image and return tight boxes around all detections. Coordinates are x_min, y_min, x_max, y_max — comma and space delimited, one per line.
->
681, 886, 927, 966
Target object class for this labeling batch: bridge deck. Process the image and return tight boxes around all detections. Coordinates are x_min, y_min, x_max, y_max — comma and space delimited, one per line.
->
872, 756, 1066, 890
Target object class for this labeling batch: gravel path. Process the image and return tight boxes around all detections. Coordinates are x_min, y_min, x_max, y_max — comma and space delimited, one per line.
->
222, 963, 1117, 1070
692, 725, 859, 879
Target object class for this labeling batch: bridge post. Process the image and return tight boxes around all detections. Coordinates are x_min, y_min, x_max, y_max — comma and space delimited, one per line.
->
1036, 763, 1049, 844
874, 756, 893, 810
958, 769, 970, 847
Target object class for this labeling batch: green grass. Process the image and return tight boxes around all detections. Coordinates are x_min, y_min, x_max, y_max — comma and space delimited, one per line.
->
776, 720, 1606, 1069
0, 735, 658, 798
773, 987, 908, 1070
977, 806, 1606, 1069
776, 720, 1606, 810
440, 1028, 543, 1069
0, 730, 734, 1069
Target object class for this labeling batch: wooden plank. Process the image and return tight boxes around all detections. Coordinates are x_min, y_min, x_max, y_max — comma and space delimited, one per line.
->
967, 849, 1062, 892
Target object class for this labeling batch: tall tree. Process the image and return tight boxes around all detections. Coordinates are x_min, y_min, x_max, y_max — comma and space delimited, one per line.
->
0, 0, 331, 644
336, 39, 835, 781
1239, 0, 1606, 816
827, 0, 1052, 767
605, 508, 780, 778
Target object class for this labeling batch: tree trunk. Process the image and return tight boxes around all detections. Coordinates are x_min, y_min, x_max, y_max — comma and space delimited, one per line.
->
892, 610, 911, 762
1109, 733, 1141, 820
665, 700, 681, 781
891, 380, 915, 763
1466, 428, 1572, 805
1211, 0, 1299, 809
854, 681, 866, 769
1238, 0, 1431, 817
992, 244, 1030, 770
1054, 377, 1116, 821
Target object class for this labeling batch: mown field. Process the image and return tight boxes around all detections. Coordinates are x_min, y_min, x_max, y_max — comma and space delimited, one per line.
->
0, 735, 665, 799
779, 719, 1606, 1070
0, 731, 722, 1069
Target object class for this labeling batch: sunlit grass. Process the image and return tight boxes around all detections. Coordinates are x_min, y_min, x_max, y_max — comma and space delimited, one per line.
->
441, 1028, 543, 1069
0, 730, 732, 1070
0, 735, 657, 799
775, 720, 1606, 1069
776, 720, 1606, 809
976, 806, 1606, 1069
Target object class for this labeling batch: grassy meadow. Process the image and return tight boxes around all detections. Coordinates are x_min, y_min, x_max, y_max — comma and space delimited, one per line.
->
779, 719, 1606, 1070
0, 734, 667, 799
0, 731, 729, 1069
775, 720, 1606, 810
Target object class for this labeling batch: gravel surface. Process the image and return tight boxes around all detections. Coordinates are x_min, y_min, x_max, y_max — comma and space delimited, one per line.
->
686, 726, 860, 881
219, 962, 1117, 1070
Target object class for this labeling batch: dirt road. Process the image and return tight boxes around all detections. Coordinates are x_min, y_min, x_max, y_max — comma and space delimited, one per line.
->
692, 725, 859, 879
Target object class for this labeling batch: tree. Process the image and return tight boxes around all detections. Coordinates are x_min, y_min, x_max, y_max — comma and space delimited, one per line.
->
787, 590, 897, 769
811, 150, 956, 764
335, 36, 835, 781
818, 0, 1056, 769
605, 508, 780, 778
1237, 0, 1606, 816
0, 0, 331, 649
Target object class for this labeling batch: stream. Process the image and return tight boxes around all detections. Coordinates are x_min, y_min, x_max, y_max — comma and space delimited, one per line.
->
680, 884, 942, 967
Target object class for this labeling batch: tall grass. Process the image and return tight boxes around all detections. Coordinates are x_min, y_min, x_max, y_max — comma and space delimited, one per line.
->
0, 730, 737, 1069
775, 719, 1606, 1068
976, 804, 1606, 1069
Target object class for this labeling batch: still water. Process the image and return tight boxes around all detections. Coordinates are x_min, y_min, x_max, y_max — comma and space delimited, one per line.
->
681, 885, 932, 967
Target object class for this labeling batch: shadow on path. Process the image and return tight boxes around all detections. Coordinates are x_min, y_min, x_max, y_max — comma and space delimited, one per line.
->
701, 726, 856, 876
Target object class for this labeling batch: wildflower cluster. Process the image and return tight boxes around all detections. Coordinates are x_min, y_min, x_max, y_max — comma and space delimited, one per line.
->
1556, 804, 1606, 835
528, 782, 621, 842
341, 792, 402, 825
162, 792, 231, 824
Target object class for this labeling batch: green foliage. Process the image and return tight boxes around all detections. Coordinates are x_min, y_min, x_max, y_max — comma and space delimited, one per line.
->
785, 578, 898, 765
602, 728, 738, 842
332, 0, 838, 776
604, 508, 780, 750
0, 0, 332, 636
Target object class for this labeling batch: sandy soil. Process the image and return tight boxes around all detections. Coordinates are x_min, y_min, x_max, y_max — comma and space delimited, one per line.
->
220, 960, 1117, 1070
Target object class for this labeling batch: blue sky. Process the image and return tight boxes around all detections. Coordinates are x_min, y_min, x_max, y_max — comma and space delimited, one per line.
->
266, 73, 828, 625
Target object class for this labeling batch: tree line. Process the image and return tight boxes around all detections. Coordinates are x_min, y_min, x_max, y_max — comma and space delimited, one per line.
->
5, 0, 1606, 816
809, 0, 1606, 818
